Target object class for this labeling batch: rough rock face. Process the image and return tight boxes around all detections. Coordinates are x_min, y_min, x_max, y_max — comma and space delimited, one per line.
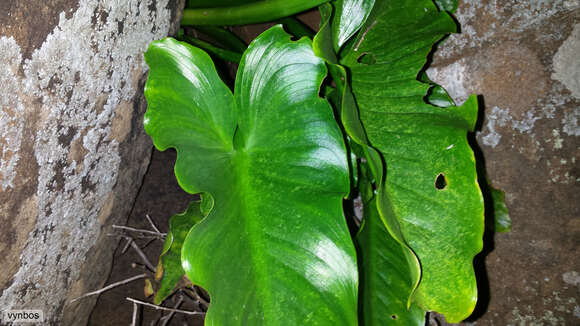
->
427, 0, 579, 324
0, 0, 183, 324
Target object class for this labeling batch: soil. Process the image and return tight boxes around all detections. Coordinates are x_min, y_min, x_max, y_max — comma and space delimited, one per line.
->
88, 148, 203, 326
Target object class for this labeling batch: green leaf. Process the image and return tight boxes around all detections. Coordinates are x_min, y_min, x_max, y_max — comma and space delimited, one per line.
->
144, 26, 358, 325
341, 0, 484, 322
425, 85, 456, 107
434, 0, 459, 12
357, 196, 426, 326
356, 163, 425, 325
490, 186, 511, 233
332, 0, 376, 51
314, 4, 422, 320
155, 200, 205, 304
313, 3, 369, 145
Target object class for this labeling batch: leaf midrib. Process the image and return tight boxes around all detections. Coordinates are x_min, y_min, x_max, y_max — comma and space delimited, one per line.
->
230, 148, 274, 323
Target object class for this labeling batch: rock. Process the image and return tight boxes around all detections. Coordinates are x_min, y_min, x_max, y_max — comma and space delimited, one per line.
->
427, 1, 579, 324
0, 0, 184, 324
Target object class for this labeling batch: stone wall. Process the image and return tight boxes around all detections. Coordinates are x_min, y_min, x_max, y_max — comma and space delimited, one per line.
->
0, 0, 184, 324
427, 0, 579, 324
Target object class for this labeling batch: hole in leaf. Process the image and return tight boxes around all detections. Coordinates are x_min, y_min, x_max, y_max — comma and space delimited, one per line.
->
357, 52, 376, 65
391, 314, 398, 320
435, 173, 447, 190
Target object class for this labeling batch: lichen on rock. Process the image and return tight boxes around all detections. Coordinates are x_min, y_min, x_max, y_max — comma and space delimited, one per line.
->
552, 23, 580, 100
0, 36, 24, 191
0, 0, 178, 323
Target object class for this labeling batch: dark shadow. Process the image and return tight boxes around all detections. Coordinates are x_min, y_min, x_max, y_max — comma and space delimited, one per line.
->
418, 6, 461, 82
464, 95, 497, 322
343, 198, 362, 239
417, 11, 497, 321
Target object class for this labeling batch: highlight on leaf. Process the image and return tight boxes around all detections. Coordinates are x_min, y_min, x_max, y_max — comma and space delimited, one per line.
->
141, 0, 491, 324
339, 1, 484, 322
144, 26, 358, 325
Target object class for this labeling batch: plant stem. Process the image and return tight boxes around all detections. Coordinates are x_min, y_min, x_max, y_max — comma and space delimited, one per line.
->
186, 0, 261, 9
277, 17, 315, 39
181, 0, 330, 26
193, 26, 247, 53
179, 35, 242, 63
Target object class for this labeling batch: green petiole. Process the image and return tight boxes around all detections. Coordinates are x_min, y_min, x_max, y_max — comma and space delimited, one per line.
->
277, 17, 315, 39
192, 26, 247, 53
181, 0, 330, 26
178, 35, 242, 63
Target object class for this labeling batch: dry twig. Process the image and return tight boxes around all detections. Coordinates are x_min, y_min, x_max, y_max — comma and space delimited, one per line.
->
160, 296, 185, 326
132, 302, 139, 326
145, 214, 161, 233
112, 225, 166, 238
128, 238, 157, 272
121, 236, 133, 253
183, 287, 209, 311
69, 273, 148, 303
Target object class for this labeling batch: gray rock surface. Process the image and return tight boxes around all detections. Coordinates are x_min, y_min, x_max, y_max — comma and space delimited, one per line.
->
427, 0, 579, 324
0, 0, 184, 324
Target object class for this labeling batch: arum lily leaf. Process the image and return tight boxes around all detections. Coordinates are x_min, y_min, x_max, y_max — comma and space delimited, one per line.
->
154, 200, 205, 304
434, 0, 459, 12
313, 3, 369, 145
425, 85, 456, 108
357, 197, 426, 326
341, 0, 484, 322
356, 164, 425, 325
144, 26, 358, 325
314, 3, 422, 318
332, 0, 376, 51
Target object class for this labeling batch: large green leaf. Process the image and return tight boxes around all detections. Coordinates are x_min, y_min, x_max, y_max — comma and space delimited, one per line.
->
356, 164, 425, 326
144, 26, 358, 325
154, 200, 205, 304
341, 0, 484, 322
313, 2, 422, 321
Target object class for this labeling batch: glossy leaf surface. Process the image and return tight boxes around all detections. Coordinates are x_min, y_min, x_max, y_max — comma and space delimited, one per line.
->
332, 0, 376, 51
356, 165, 425, 326
144, 27, 358, 325
314, 3, 422, 320
313, 3, 369, 145
154, 200, 205, 304
341, 0, 484, 322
